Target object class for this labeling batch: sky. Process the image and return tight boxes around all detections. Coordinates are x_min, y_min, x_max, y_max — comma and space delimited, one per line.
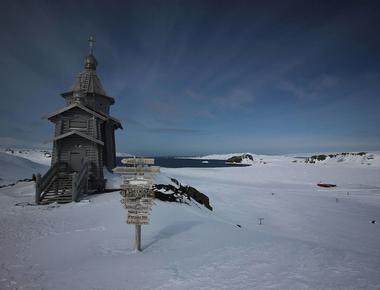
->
0, 0, 379, 156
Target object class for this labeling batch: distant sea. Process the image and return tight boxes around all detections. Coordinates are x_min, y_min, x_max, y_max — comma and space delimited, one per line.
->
116, 157, 249, 168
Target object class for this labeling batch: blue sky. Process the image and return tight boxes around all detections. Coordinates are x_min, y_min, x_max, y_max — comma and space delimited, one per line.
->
0, 0, 379, 156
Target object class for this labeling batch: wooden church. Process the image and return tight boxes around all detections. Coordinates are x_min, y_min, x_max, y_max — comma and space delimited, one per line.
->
35, 38, 122, 204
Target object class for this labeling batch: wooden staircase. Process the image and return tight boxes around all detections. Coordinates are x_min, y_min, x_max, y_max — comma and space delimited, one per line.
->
35, 161, 90, 205
39, 172, 74, 204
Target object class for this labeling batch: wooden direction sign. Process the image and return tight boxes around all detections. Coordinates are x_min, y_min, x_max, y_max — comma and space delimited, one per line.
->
121, 157, 155, 165
113, 156, 160, 251
118, 177, 155, 226
127, 215, 149, 225
113, 166, 160, 175
123, 178, 153, 185
121, 184, 154, 194
123, 204, 153, 210
127, 208, 151, 214
127, 204, 152, 209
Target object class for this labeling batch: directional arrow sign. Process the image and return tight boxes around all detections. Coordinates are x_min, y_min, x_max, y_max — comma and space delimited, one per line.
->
113, 166, 160, 174
127, 216, 150, 225
121, 157, 155, 165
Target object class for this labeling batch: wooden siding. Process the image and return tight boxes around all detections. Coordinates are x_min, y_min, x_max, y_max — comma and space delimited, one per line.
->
85, 96, 110, 114
50, 106, 112, 178
49, 93, 118, 185
54, 107, 103, 140
103, 121, 116, 171
51, 141, 58, 165
64, 94, 111, 115
56, 135, 103, 178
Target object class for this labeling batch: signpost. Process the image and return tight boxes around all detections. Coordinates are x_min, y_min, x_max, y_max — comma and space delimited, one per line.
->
113, 157, 160, 251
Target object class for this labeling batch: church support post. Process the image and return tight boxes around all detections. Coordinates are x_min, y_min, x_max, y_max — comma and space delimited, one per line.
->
35, 174, 42, 205
72, 172, 78, 202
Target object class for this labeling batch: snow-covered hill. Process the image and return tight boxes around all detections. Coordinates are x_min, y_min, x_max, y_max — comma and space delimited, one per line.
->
305, 152, 380, 166
116, 152, 133, 157
0, 148, 52, 166
0, 152, 48, 186
185, 151, 380, 166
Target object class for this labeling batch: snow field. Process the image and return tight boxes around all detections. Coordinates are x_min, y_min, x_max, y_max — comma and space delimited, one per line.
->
0, 151, 380, 289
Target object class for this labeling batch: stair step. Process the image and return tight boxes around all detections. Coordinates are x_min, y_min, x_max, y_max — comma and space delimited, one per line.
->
40, 200, 72, 204
39, 170, 88, 204
42, 196, 72, 201
45, 190, 71, 194
44, 194, 72, 198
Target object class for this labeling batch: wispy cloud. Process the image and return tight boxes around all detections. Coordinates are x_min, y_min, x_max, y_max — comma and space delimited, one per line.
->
214, 89, 254, 109
278, 75, 340, 100
145, 100, 179, 115
147, 127, 201, 134
122, 116, 201, 135
185, 88, 254, 111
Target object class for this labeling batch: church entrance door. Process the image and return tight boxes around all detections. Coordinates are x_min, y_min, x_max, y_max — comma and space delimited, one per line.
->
70, 149, 85, 172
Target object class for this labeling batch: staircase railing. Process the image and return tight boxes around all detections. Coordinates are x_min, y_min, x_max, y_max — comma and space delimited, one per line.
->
35, 162, 68, 204
72, 161, 90, 202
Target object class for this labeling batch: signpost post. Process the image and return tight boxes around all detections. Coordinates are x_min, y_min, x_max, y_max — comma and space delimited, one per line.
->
113, 157, 160, 251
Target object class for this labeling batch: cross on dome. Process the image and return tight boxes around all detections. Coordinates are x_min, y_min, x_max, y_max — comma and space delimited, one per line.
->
88, 36, 95, 54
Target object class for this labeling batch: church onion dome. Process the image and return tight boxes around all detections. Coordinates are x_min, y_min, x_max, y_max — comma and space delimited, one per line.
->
68, 54, 107, 96
85, 54, 98, 70
70, 69, 107, 95
61, 38, 115, 104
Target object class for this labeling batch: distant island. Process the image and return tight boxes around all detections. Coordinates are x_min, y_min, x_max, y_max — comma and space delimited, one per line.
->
226, 153, 254, 164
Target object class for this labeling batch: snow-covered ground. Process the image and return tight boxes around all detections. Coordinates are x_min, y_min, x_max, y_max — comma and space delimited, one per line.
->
1, 151, 380, 289
0, 148, 52, 166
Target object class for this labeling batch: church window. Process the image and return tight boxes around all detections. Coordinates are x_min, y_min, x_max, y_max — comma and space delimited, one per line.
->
69, 119, 87, 130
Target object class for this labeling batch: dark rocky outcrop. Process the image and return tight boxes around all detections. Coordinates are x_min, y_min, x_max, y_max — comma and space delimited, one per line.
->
317, 183, 337, 188
153, 178, 213, 211
0, 178, 34, 189
226, 153, 254, 163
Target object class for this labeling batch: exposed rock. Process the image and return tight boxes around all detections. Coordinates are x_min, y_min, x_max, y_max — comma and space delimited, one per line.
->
0, 178, 34, 189
226, 153, 254, 163
306, 152, 368, 163
153, 178, 213, 211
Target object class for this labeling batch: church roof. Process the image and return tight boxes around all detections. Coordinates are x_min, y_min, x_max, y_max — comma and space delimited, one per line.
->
45, 103, 123, 129
69, 54, 107, 95
46, 103, 107, 121
50, 130, 104, 145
